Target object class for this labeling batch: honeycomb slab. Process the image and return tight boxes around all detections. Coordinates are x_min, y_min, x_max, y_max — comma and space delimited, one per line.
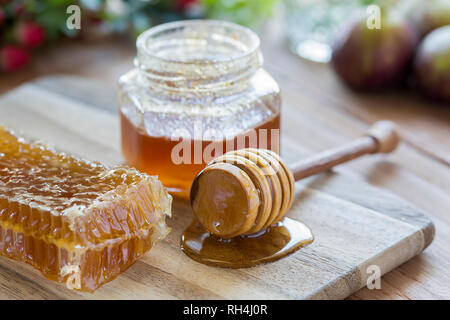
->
0, 126, 172, 292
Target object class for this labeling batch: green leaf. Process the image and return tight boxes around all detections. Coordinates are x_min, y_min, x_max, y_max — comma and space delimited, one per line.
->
203, 0, 278, 27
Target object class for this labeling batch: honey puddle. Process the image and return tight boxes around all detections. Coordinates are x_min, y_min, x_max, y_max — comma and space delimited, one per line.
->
181, 217, 313, 268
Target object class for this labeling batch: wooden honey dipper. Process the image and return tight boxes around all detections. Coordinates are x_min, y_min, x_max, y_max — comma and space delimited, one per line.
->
190, 120, 400, 239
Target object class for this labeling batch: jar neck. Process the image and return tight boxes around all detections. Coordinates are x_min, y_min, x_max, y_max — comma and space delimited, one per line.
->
134, 20, 263, 96
135, 51, 263, 94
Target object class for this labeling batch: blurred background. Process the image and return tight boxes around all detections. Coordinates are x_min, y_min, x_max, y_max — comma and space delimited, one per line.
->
0, 0, 450, 103
1, 0, 447, 158
0, 0, 449, 299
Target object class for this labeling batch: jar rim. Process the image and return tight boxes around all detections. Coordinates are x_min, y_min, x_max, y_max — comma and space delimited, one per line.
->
136, 19, 261, 66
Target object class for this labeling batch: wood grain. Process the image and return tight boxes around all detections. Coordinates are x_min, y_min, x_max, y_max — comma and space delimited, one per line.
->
0, 78, 435, 299
0, 22, 448, 299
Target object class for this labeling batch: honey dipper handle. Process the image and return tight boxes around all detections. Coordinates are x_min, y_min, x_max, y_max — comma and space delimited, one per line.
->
290, 121, 400, 181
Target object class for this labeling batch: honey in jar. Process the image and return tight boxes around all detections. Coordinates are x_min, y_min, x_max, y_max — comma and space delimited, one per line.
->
119, 20, 282, 197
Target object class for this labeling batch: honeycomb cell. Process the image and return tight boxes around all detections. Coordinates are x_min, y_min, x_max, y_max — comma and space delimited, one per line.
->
0, 126, 172, 292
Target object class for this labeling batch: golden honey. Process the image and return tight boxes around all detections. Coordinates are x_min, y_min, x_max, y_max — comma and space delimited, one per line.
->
119, 20, 282, 198
121, 111, 280, 197
181, 218, 313, 268
0, 127, 172, 292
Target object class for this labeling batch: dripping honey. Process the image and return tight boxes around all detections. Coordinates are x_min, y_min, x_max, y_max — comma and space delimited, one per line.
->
181, 218, 314, 268
120, 111, 281, 198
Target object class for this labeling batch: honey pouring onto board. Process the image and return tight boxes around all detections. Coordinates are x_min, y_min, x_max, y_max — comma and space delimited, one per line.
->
182, 121, 400, 268
0, 21, 402, 293
117, 20, 401, 269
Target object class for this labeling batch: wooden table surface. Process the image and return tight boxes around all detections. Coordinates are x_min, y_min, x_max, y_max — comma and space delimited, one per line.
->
0, 21, 449, 300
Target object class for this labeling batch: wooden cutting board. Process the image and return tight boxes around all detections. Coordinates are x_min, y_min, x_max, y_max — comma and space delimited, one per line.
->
0, 76, 434, 300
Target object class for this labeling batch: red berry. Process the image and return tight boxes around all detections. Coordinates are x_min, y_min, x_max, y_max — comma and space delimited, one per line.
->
176, 0, 197, 11
17, 21, 46, 49
0, 46, 30, 72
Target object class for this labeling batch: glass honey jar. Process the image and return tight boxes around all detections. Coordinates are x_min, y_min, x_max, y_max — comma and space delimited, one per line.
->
119, 20, 281, 198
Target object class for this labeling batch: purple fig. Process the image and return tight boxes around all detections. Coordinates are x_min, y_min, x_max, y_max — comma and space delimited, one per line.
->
414, 26, 450, 103
408, 0, 450, 37
331, 10, 418, 90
